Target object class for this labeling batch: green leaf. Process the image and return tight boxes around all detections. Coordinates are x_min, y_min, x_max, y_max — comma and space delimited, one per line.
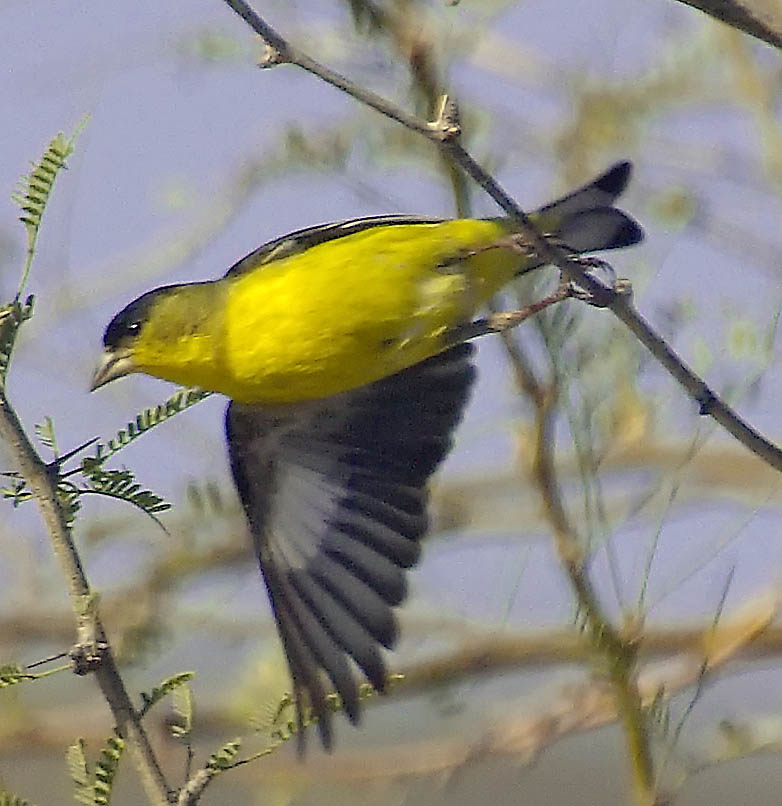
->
34, 416, 58, 455
170, 680, 193, 740
55, 481, 82, 527
206, 739, 241, 772
66, 740, 92, 806
66, 387, 211, 527
93, 734, 124, 806
78, 467, 171, 525
84, 387, 211, 468
0, 481, 33, 509
0, 295, 34, 386
0, 661, 70, 688
12, 120, 87, 301
139, 671, 195, 719
0, 663, 34, 688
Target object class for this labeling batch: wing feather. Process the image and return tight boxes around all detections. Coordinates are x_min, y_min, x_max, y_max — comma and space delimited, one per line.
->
286, 570, 387, 690
226, 343, 476, 748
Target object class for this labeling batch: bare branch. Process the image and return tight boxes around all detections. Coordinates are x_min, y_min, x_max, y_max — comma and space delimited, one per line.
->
674, 0, 782, 50
0, 385, 172, 805
203, 598, 772, 786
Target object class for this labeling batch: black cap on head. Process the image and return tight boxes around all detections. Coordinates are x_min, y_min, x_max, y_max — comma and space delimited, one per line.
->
103, 286, 179, 349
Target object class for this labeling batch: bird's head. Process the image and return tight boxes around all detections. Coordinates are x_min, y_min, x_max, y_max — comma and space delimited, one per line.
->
90, 281, 222, 392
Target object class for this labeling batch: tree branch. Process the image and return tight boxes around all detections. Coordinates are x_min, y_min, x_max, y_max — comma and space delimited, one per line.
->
500, 330, 657, 803
0, 379, 172, 805
674, 0, 782, 50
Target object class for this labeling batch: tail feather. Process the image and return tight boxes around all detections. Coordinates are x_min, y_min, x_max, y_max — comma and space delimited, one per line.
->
556, 207, 643, 253
531, 161, 643, 260
538, 161, 633, 219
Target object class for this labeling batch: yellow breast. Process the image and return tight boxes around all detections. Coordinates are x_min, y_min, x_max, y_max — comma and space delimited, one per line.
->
219, 219, 518, 404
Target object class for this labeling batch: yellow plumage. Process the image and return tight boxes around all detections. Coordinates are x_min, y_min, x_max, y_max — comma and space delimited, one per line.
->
220, 219, 516, 402
95, 161, 642, 404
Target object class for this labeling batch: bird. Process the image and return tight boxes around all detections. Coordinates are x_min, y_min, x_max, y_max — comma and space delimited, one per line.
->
91, 161, 643, 750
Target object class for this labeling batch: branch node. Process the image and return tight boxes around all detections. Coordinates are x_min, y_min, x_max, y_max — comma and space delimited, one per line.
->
564, 257, 621, 308
428, 94, 461, 142
614, 278, 634, 299
257, 40, 288, 68
69, 639, 109, 675
507, 233, 538, 261
696, 388, 717, 416
68, 590, 109, 674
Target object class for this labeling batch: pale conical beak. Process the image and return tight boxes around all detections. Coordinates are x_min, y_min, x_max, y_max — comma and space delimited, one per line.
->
90, 350, 136, 392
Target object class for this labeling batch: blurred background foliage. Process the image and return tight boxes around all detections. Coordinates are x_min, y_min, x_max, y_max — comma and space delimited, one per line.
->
1, 0, 782, 804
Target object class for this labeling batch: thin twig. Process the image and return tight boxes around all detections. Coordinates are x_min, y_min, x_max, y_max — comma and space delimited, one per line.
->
450, 284, 573, 343
673, 0, 782, 51
176, 768, 215, 806
0, 385, 172, 805
171, 610, 768, 788
444, 143, 782, 470
219, 0, 782, 473
531, 359, 657, 805
478, 293, 657, 801
222, 0, 433, 137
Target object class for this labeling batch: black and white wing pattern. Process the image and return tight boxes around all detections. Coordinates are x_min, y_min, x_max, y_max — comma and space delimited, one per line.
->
226, 344, 476, 749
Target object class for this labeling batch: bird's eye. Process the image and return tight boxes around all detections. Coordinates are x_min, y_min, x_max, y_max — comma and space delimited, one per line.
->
126, 322, 141, 335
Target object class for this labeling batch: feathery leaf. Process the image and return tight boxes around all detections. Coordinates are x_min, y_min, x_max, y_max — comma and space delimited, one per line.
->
12, 120, 87, 301
139, 671, 195, 719
0, 788, 36, 806
92, 734, 124, 806
34, 416, 58, 455
0, 662, 69, 687
170, 681, 194, 740
206, 739, 241, 772
84, 387, 211, 469
66, 740, 92, 806
78, 467, 171, 527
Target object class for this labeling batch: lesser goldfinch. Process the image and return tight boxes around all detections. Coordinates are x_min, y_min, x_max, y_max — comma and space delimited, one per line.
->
91, 162, 642, 748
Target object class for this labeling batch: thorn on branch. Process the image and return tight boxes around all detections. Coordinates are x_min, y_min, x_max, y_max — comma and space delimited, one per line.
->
428, 94, 461, 143
696, 388, 717, 416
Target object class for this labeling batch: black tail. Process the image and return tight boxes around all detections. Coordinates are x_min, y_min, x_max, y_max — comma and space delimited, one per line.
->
532, 161, 643, 256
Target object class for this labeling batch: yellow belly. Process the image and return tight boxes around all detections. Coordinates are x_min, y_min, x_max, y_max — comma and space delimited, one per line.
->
220, 219, 519, 404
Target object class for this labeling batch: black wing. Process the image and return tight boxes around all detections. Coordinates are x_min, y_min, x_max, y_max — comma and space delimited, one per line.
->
223, 215, 444, 278
226, 344, 476, 749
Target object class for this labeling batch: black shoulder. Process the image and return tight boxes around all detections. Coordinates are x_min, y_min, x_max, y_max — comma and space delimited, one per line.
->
223, 215, 444, 278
